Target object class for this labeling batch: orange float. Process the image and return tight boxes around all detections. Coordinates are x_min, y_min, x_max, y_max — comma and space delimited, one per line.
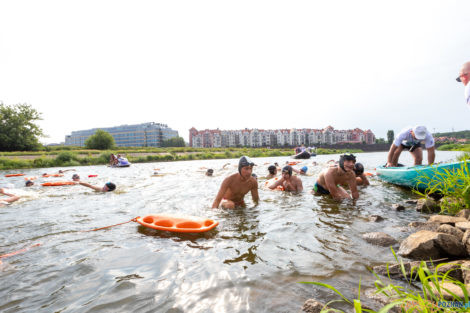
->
288, 161, 300, 166
264, 177, 285, 191
136, 214, 219, 233
42, 174, 64, 178
42, 181, 76, 187
365, 172, 374, 177
5, 174, 25, 177
88, 175, 98, 177
24, 176, 38, 181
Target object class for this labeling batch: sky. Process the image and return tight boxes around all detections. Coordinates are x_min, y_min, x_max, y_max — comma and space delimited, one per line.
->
1, 0, 469, 144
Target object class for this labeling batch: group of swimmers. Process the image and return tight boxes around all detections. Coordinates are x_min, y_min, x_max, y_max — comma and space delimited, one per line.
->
211, 153, 369, 209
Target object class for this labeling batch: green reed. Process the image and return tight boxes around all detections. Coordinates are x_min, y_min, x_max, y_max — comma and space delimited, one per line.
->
299, 248, 469, 312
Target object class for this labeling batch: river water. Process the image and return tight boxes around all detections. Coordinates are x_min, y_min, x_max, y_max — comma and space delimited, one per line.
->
0, 151, 461, 313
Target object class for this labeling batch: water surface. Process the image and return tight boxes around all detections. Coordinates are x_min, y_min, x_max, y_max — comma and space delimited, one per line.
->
0, 151, 460, 312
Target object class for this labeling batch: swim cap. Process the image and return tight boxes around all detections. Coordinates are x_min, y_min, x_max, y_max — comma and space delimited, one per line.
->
339, 153, 356, 172
300, 166, 308, 173
105, 182, 116, 192
282, 165, 293, 176
25, 180, 34, 187
354, 163, 364, 176
238, 156, 255, 174
72, 174, 80, 180
206, 169, 214, 176
268, 165, 276, 175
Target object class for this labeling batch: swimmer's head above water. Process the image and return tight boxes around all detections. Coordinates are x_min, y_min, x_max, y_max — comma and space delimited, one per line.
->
25, 180, 34, 187
354, 163, 364, 176
282, 165, 292, 177
300, 166, 308, 174
206, 169, 214, 176
103, 182, 116, 192
238, 156, 255, 174
268, 165, 276, 175
339, 153, 356, 172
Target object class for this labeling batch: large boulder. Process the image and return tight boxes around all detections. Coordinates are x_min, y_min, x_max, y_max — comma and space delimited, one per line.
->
455, 221, 470, 232
301, 299, 327, 313
462, 230, 470, 255
436, 261, 465, 282
428, 215, 467, 226
408, 221, 441, 232
430, 282, 470, 300
456, 209, 470, 220
398, 231, 467, 259
437, 224, 465, 242
461, 261, 470, 285
416, 198, 440, 213
363, 232, 397, 247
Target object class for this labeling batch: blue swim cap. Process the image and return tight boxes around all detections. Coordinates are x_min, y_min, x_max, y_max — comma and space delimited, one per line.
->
301, 166, 308, 173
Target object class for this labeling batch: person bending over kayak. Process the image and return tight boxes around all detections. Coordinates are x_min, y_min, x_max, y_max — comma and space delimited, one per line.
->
386, 125, 435, 167
269, 165, 303, 192
0, 188, 20, 206
212, 156, 259, 209
313, 153, 359, 200
78, 181, 116, 192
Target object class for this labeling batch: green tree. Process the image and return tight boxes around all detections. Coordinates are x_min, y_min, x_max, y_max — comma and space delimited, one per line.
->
387, 130, 395, 144
161, 136, 185, 147
0, 103, 44, 151
84, 129, 115, 150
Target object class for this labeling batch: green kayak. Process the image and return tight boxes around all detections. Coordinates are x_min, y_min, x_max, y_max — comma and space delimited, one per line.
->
376, 161, 469, 191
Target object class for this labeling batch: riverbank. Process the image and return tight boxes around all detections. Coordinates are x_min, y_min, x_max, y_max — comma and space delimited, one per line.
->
0, 147, 363, 170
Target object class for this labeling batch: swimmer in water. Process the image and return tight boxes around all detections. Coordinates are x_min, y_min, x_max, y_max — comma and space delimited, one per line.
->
268, 165, 303, 192
354, 163, 370, 186
0, 188, 20, 206
72, 174, 80, 182
78, 182, 116, 192
212, 156, 259, 209
292, 166, 308, 175
313, 153, 359, 199
266, 165, 277, 179
206, 169, 214, 176
25, 180, 34, 187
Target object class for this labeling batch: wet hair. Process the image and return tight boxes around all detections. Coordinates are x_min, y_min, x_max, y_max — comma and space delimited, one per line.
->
268, 165, 276, 175
238, 156, 255, 174
105, 182, 116, 192
354, 163, 364, 176
339, 153, 356, 171
282, 165, 293, 176
274, 162, 279, 166
25, 180, 34, 187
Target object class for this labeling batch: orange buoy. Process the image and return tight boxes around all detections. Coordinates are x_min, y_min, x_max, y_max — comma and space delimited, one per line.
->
288, 161, 300, 166
88, 175, 98, 178
365, 172, 374, 177
264, 177, 285, 191
41, 181, 76, 187
24, 176, 38, 181
5, 174, 25, 177
136, 215, 219, 233
42, 174, 64, 178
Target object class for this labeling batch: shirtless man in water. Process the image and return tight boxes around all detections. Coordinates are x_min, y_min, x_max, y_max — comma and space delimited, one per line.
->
313, 153, 359, 200
212, 156, 259, 209
269, 165, 303, 192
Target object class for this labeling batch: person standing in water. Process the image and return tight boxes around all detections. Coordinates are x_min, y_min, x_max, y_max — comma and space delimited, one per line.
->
457, 61, 470, 107
212, 156, 259, 209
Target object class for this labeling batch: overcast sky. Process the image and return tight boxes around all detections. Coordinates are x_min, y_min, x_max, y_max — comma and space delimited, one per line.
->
1, 0, 469, 144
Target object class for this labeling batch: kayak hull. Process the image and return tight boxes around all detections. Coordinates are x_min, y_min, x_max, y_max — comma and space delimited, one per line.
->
376, 161, 469, 190
293, 151, 311, 159
136, 214, 219, 233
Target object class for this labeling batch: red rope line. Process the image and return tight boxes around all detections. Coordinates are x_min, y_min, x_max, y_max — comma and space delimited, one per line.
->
0, 243, 41, 259
81, 217, 138, 232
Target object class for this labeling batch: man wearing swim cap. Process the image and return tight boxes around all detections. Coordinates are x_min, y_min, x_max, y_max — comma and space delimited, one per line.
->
457, 61, 470, 107
313, 153, 359, 199
292, 166, 308, 175
77, 181, 116, 192
385, 125, 435, 167
268, 165, 303, 192
212, 156, 259, 209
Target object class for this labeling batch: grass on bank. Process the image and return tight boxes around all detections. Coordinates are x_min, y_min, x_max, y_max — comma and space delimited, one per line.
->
0, 148, 363, 170
300, 249, 470, 312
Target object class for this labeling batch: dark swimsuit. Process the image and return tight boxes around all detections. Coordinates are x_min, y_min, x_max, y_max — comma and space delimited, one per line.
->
313, 182, 330, 195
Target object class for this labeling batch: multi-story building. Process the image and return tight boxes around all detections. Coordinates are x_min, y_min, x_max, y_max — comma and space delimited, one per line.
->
189, 126, 376, 148
65, 122, 179, 147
